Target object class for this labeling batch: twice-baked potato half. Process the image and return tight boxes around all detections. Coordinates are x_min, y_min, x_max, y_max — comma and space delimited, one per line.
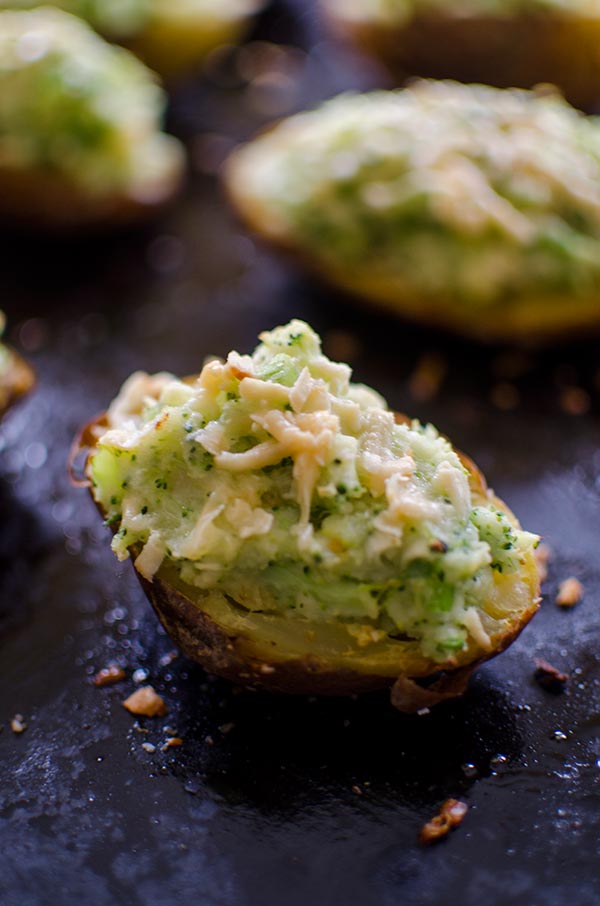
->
321, 0, 600, 111
0, 9, 184, 229
0, 1, 265, 78
0, 313, 34, 420
80, 320, 540, 710
225, 82, 600, 343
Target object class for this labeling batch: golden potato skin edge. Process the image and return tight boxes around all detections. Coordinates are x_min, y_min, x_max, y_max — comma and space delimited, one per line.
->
0, 164, 183, 231
128, 13, 258, 79
136, 568, 540, 707
323, 6, 600, 112
0, 347, 35, 420
81, 411, 540, 709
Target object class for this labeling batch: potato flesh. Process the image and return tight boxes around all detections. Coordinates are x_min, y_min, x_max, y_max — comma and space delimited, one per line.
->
151, 485, 540, 685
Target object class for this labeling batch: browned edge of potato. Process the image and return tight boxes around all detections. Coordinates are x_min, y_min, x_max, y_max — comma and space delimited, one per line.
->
322, 3, 600, 111
0, 346, 35, 420
76, 410, 540, 711
223, 142, 600, 345
0, 162, 184, 231
127, 7, 262, 80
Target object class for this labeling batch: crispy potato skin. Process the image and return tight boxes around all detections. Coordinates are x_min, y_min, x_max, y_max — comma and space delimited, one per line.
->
129, 11, 259, 79
323, 6, 600, 112
136, 568, 539, 703
0, 162, 183, 231
224, 144, 600, 345
80, 411, 540, 709
137, 571, 396, 695
0, 347, 34, 420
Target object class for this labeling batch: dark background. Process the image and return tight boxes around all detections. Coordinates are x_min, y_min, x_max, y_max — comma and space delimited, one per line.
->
1, 2, 599, 903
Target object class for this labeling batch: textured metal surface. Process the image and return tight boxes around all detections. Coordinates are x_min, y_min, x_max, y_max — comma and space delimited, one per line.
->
1, 3, 600, 904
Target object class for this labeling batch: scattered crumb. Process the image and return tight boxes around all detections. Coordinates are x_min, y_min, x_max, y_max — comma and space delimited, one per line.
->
122, 686, 168, 718
132, 668, 149, 685
408, 353, 446, 402
93, 665, 126, 688
556, 577, 584, 608
490, 382, 520, 411
132, 721, 149, 734
141, 742, 157, 754
205, 735, 214, 746
351, 784, 363, 796
419, 799, 469, 845
10, 714, 27, 735
219, 722, 235, 735
534, 658, 569, 693
558, 387, 590, 416
162, 737, 184, 751
534, 543, 552, 584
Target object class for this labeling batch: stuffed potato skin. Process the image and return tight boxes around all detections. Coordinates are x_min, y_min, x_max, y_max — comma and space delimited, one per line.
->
0, 0, 265, 80
322, 2, 600, 111
224, 83, 600, 343
0, 8, 185, 230
80, 410, 540, 710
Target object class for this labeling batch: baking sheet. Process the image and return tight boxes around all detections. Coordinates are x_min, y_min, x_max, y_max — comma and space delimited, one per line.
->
1, 2, 600, 903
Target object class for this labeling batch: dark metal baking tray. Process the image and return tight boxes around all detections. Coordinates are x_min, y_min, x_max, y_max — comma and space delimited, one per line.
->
1, 3, 599, 904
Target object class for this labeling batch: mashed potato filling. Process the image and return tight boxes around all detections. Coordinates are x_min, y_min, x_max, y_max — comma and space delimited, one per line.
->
233, 82, 600, 308
91, 320, 537, 660
0, 8, 182, 197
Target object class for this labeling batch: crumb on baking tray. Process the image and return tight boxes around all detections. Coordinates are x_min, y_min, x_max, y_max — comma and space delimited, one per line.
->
122, 686, 168, 717
534, 658, 569, 693
93, 665, 126, 687
556, 577, 584, 608
10, 714, 27, 735
162, 736, 184, 751
419, 799, 468, 845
